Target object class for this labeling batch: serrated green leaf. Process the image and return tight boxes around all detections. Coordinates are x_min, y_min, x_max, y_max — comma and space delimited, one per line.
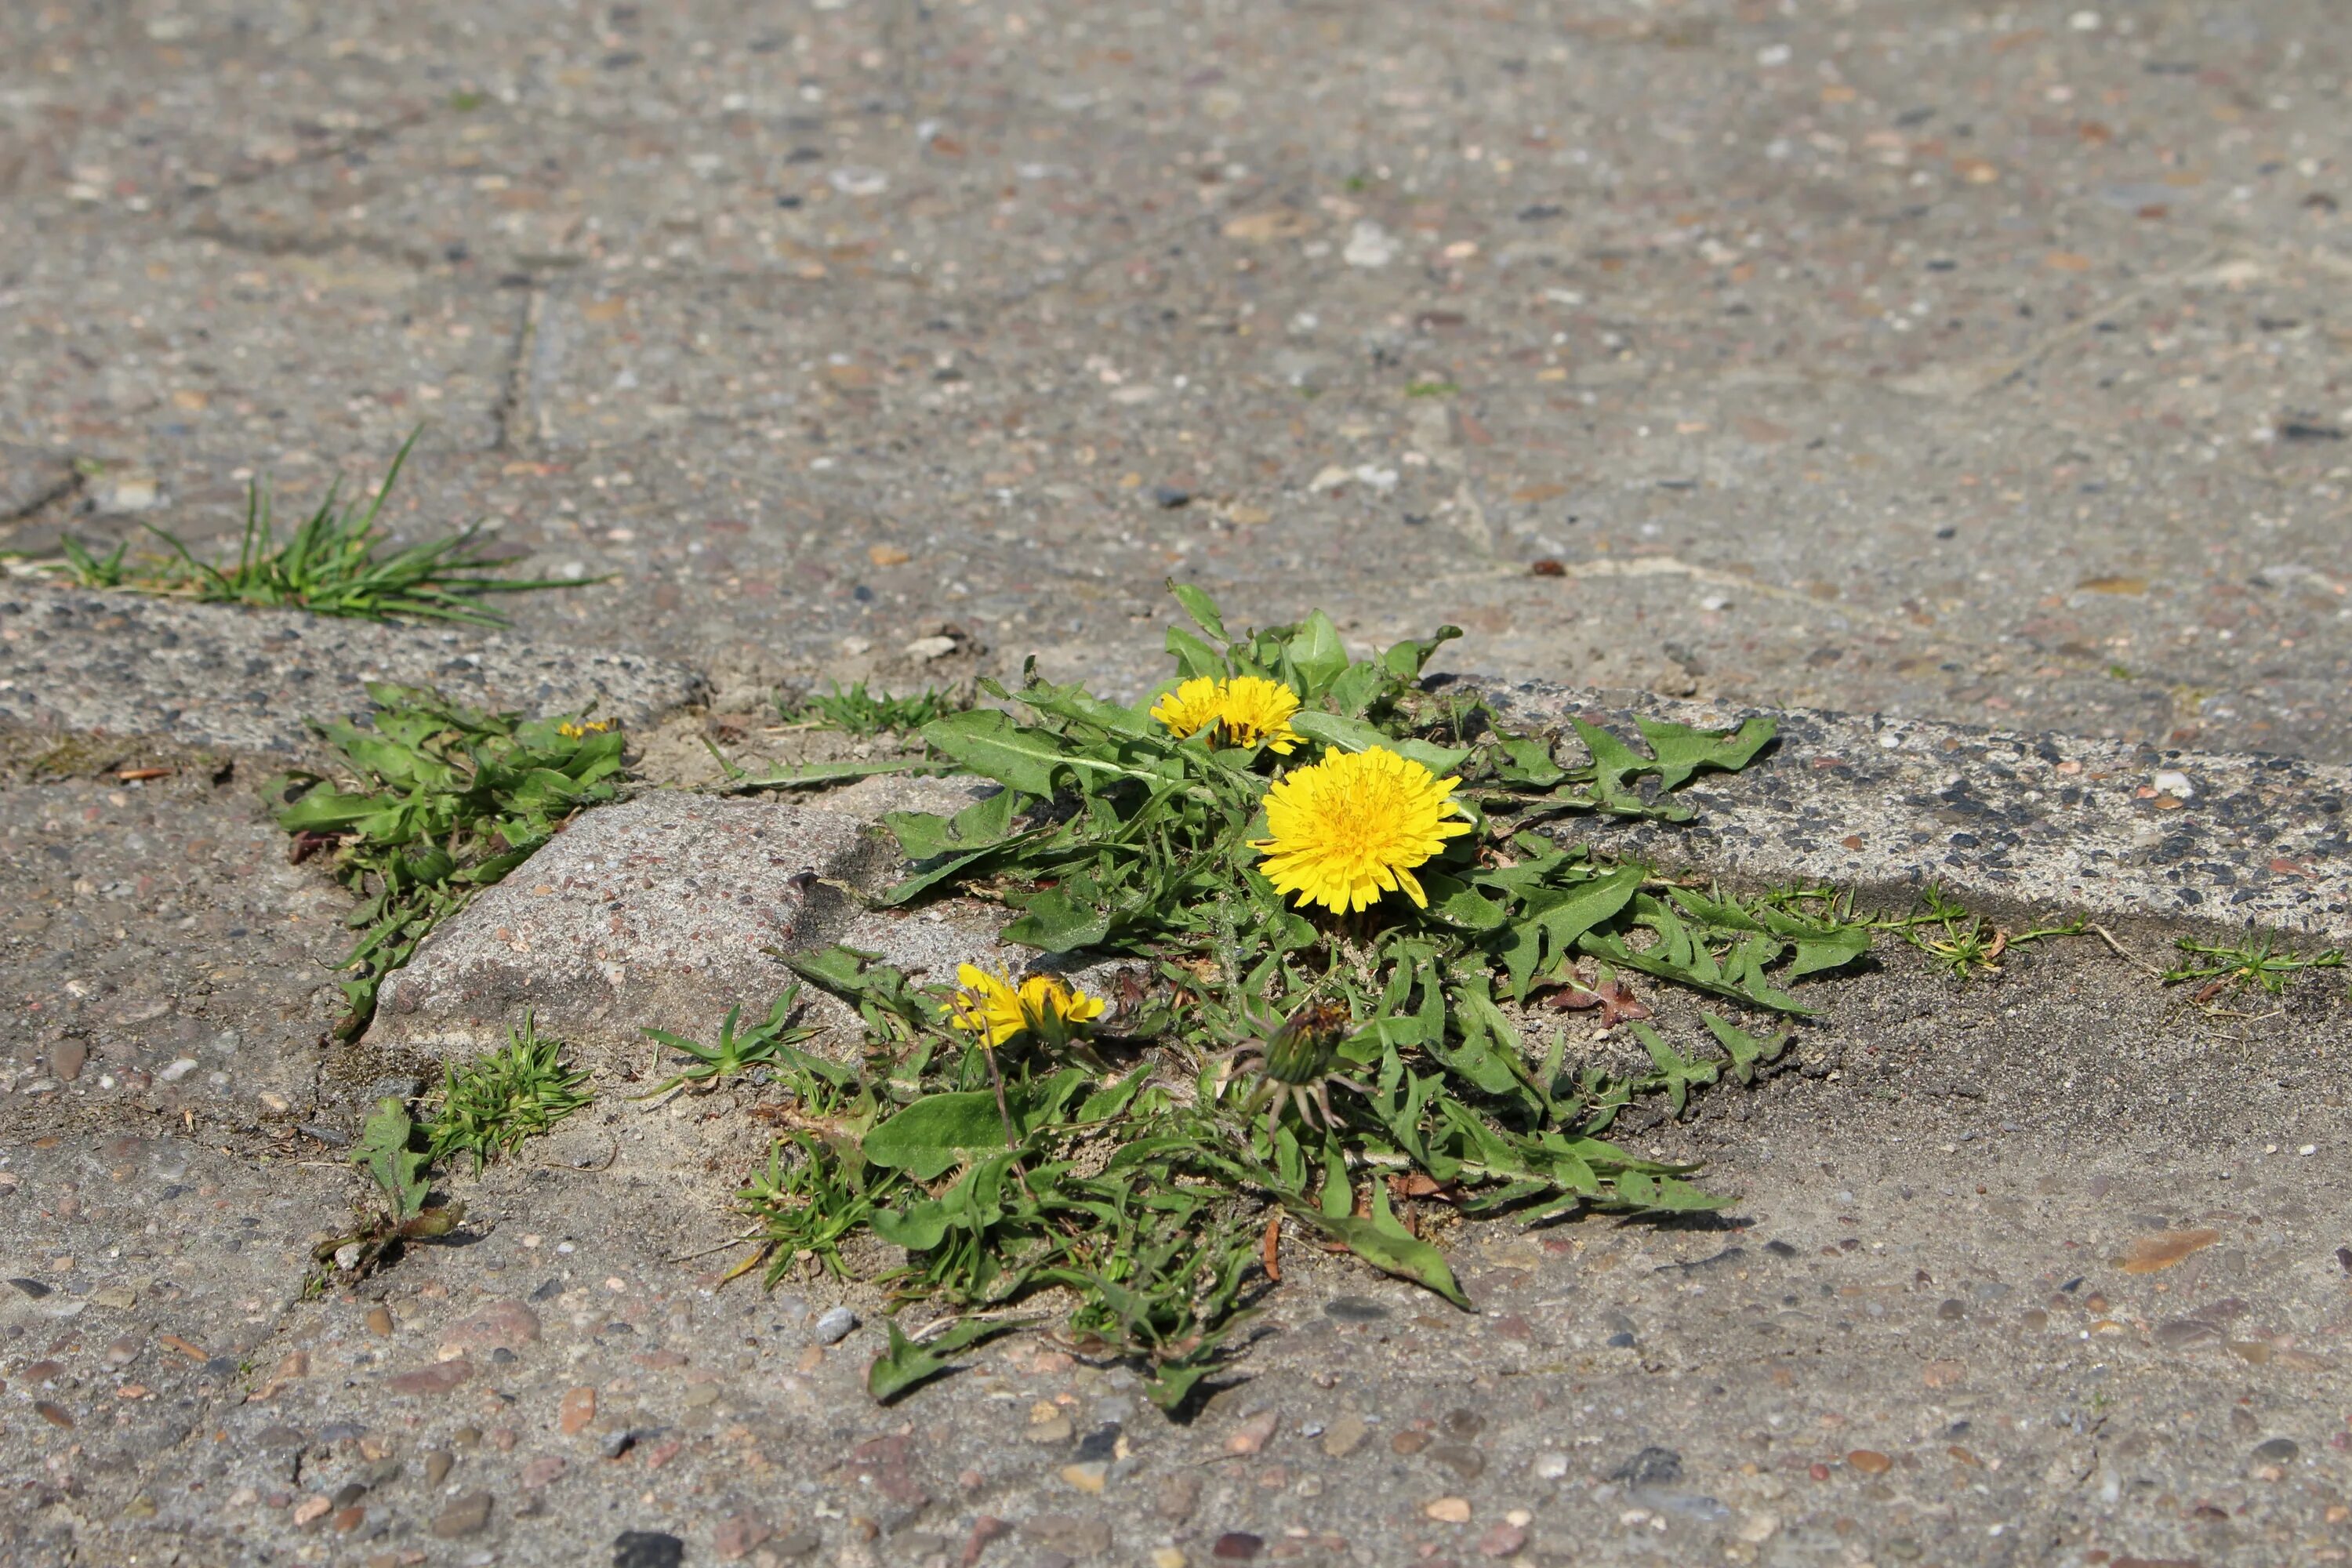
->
869, 1200, 951, 1251
916, 710, 1073, 797
1284, 610, 1351, 699
862, 1092, 1014, 1179
1002, 887, 1112, 953
1166, 579, 1229, 643
1164, 625, 1229, 681
1290, 711, 1470, 774
354, 1097, 428, 1221
1305, 1207, 1471, 1308
1632, 714, 1778, 789
866, 1316, 1029, 1403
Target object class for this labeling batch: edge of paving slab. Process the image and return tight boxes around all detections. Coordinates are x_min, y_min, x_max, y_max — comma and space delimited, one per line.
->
1483, 680, 2350, 939
358, 673, 2351, 1099
0, 583, 708, 755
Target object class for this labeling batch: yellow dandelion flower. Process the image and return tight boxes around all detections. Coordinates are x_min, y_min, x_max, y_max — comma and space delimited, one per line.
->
1250, 746, 1472, 914
1210, 675, 1303, 754
1149, 675, 1303, 754
557, 718, 615, 739
948, 964, 1106, 1049
1149, 677, 1226, 745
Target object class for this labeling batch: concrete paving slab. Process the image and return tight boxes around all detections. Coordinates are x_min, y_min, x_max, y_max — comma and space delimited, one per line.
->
0, 586, 705, 756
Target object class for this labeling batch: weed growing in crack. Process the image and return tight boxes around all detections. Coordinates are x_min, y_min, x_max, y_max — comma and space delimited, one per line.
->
782, 680, 967, 738
422, 1013, 594, 1173
723, 583, 1853, 1409
310, 1098, 462, 1290
633, 985, 843, 1101
2163, 935, 2345, 1001
56, 432, 601, 623
1766, 882, 2088, 981
278, 682, 629, 1038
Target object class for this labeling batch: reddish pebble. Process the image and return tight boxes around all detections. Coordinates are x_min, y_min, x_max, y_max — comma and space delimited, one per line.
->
1809, 1462, 1831, 1482
558, 1385, 596, 1436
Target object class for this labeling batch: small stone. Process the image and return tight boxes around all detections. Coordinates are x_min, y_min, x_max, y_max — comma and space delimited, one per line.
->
1478, 1522, 1528, 1557
91, 1283, 136, 1310
1022, 1515, 1112, 1556
1936, 1298, 1965, 1321
1156, 1472, 1200, 1523
1922, 1359, 1965, 1388
440, 1301, 542, 1357
2154, 1317, 2220, 1350
1225, 1410, 1279, 1455
2120, 1228, 2221, 1274
1211, 1532, 1263, 1561
1846, 1450, 1893, 1475
103, 1335, 141, 1368
1429, 1443, 1486, 1481
291, 1495, 333, 1526
1025, 1414, 1074, 1444
811, 1306, 857, 1345
430, 1492, 492, 1539
1426, 1497, 1472, 1523
713, 1511, 771, 1562
365, 1307, 394, 1337
613, 1530, 686, 1568
387, 1358, 474, 1396
53, 1040, 87, 1082
1150, 485, 1192, 509
521, 1456, 567, 1487
1343, 222, 1396, 268
1059, 1461, 1108, 1494
560, 1385, 597, 1436
773, 1527, 822, 1558
2253, 1438, 2299, 1464
1321, 1414, 1369, 1458
423, 1450, 453, 1486
1152, 1551, 1187, 1568
1610, 1447, 1682, 1487
1736, 1512, 1780, 1544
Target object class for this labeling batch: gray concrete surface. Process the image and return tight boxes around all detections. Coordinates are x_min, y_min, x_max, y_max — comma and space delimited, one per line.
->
4, 0, 2351, 762
0, 587, 703, 757
5, 2, 2352, 1566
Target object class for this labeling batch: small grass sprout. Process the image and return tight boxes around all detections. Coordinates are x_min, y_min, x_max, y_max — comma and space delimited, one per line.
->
783, 680, 964, 737
635, 985, 827, 1099
59, 432, 601, 623
2163, 935, 2345, 1000
422, 1013, 593, 1173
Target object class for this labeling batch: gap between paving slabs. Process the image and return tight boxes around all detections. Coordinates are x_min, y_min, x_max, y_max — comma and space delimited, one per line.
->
336, 583, 2352, 1414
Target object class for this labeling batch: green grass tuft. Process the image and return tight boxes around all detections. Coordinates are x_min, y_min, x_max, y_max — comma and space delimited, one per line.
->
278, 683, 629, 1038
782, 680, 964, 738
423, 1014, 594, 1173
58, 431, 600, 623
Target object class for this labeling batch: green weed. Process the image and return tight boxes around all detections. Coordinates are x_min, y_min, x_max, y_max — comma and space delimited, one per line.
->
278, 683, 628, 1038
2163, 935, 2344, 999
782, 680, 964, 738
422, 1014, 594, 1172
720, 583, 1847, 1409
1767, 881, 2086, 981
634, 985, 846, 1101
310, 1098, 463, 1287
58, 433, 597, 623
